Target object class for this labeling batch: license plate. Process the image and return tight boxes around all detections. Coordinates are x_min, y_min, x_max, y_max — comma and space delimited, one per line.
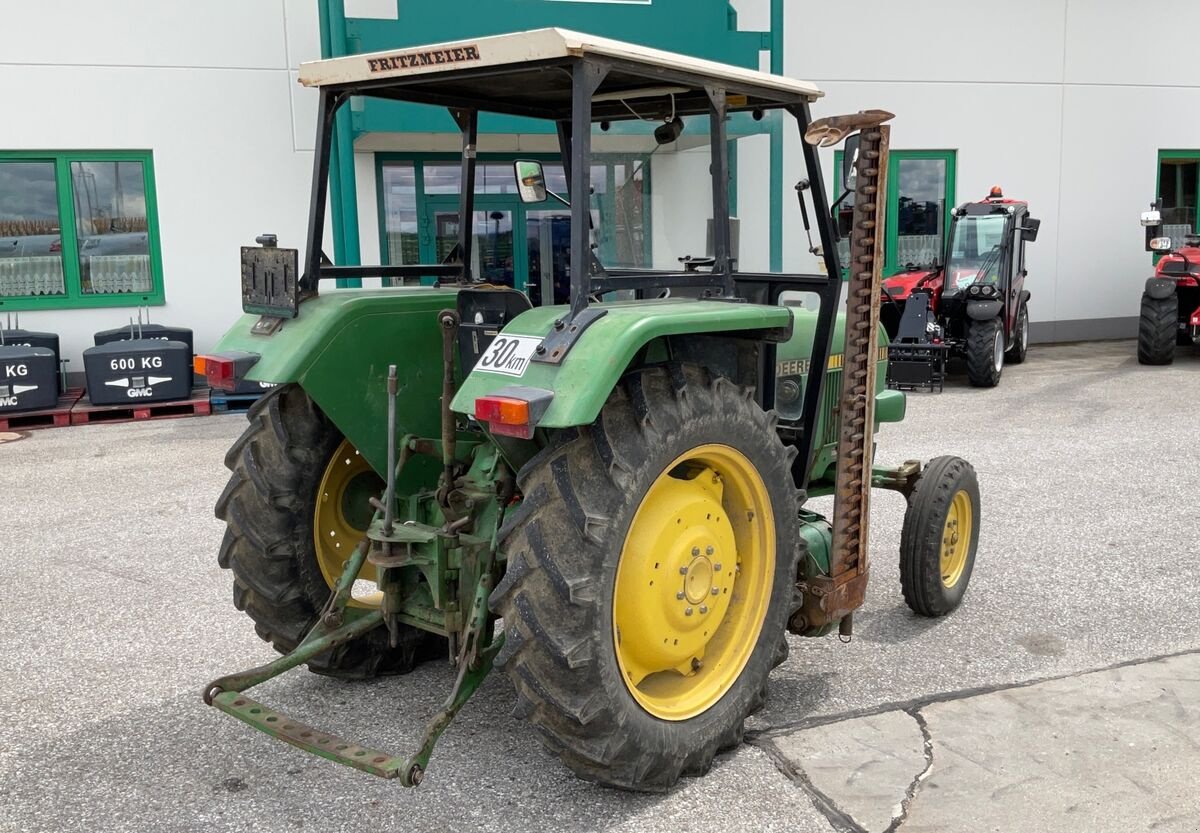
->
473, 334, 542, 377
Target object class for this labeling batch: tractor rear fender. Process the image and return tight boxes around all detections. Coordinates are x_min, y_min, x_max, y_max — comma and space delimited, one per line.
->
451, 300, 792, 428
966, 298, 1003, 321
1145, 277, 1177, 300
210, 288, 461, 473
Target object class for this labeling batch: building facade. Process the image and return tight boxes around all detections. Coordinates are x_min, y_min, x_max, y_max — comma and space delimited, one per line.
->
3, 0, 1200, 370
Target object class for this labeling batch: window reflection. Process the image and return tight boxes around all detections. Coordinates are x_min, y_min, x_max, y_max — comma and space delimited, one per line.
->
71, 160, 152, 294
0, 161, 66, 297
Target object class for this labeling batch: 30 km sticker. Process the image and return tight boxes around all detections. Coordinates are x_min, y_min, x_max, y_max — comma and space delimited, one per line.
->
474, 335, 542, 377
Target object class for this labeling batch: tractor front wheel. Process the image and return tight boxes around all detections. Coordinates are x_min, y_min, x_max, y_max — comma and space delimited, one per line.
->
490, 366, 798, 791
966, 318, 1004, 387
1137, 292, 1177, 365
215, 384, 441, 678
899, 456, 980, 617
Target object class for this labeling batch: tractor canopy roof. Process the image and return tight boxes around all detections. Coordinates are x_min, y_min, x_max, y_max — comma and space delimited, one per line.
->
298, 28, 823, 122
960, 197, 1027, 216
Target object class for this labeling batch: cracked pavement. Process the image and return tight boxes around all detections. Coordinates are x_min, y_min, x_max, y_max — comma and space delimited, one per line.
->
3, 340, 1200, 831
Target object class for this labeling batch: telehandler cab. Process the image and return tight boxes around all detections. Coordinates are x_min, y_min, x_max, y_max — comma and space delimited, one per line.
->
198, 29, 981, 791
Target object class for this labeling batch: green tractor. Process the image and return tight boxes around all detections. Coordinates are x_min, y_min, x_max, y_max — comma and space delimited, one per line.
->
200, 30, 980, 791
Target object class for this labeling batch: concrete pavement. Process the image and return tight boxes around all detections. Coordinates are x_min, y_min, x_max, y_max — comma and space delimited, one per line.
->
2, 339, 1200, 832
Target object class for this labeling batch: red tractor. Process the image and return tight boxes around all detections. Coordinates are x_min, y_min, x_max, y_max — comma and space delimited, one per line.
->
1138, 203, 1200, 365
877, 188, 1040, 390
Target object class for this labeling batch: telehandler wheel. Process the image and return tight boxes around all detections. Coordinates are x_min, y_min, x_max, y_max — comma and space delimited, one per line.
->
1137, 292, 1177, 365
215, 384, 442, 678
490, 365, 798, 792
966, 318, 1004, 387
899, 456, 980, 617
1007, 304, 1029, 365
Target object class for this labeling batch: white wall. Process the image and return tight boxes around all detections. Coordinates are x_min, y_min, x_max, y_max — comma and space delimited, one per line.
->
0, 0, 323, 365
785, 0, 1200, 339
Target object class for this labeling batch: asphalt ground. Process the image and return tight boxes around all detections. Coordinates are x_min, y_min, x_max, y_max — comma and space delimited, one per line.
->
2, 339, 1198, 832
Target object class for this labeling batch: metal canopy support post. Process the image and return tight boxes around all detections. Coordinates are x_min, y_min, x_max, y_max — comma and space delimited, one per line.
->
789, 103, 844, 489
450, 108, 479, 283
706, 86, 734, 297
301, 90, 341, 293
567, 60, 608, 318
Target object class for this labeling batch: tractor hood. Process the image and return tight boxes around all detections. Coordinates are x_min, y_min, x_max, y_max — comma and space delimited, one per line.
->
1156, 246, 1200, 281
883, 269, 942, 301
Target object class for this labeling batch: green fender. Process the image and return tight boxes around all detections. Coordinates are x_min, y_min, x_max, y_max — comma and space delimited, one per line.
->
213, 288, 459, 474
449, 299, 793, 426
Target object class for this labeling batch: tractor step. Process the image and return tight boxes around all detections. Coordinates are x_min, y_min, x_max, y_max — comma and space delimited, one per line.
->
211, 690, 408, 780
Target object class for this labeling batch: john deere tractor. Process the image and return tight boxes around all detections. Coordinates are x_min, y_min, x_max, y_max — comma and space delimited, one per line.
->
199, 30, 981, 791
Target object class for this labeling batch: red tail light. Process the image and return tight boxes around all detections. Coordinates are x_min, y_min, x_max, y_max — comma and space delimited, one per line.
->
194, 351, 260, 391
474, 387, 554, 439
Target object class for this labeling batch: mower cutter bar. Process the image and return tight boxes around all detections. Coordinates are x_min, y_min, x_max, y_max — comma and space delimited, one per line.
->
211, 690, 409, 780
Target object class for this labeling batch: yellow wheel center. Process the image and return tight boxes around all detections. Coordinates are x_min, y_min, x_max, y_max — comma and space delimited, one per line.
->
613, 444, 774, 721
940, 489, 973, 589
314, 438, 385, 607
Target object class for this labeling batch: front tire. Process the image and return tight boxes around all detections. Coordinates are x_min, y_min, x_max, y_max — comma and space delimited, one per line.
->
1138, 293, 1177, 365
215, 384, 441, 678
966, 318, 1004, 387
899, 456, 980, 617
490, 366, 798, 791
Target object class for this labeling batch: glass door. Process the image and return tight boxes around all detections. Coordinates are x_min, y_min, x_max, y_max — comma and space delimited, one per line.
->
424, 197, 521, 289
524, 209, 571, 305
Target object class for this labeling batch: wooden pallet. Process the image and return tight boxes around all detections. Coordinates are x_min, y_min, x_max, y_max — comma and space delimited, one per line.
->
208, 390, 264, 414
0, 387, 83, 432
70, 386, 212, 426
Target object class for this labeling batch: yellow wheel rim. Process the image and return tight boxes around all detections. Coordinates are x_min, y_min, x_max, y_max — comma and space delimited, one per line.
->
613, 444, 775, 721
940, 490, 973, 588
314, 438, 385, 608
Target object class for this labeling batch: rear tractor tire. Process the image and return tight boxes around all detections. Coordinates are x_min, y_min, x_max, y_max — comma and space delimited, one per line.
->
1007, 303, 1029, 365
966, 318, 1004, 387
490, 365, 799, 791
899, 456, 980, 617
215, 384, 442, 678
1137, 292, 1177, 366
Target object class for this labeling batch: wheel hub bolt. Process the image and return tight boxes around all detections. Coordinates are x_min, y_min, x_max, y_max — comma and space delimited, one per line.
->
679, 566, 689, 575
711, 587, 719, 596
691, 547, 700, 556
706, 546, 714, 556
714, 563, 722, 572
692, 658, 703, 671
685, 607, 693, 616
699, 605, 708, 614
676, 591, 686, 600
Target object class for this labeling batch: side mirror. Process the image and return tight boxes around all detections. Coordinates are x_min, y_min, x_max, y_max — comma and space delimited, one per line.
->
514, 160, 548, 204
1021, 218, 1041, 242
841, 133, 861, 193
1142, 200, 1164, 252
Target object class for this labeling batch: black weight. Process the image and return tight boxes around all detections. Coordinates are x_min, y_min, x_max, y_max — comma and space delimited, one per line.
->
83, 339, 192, 405
94, 323, 194, 356
1, 328, 62, 392
0, 345, 58, 413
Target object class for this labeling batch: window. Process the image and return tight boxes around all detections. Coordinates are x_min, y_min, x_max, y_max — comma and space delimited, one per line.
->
1157, 150, 1199, 246
0, 151, 164, 310
376, 154, 651, 297
833, 149, 956, 274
